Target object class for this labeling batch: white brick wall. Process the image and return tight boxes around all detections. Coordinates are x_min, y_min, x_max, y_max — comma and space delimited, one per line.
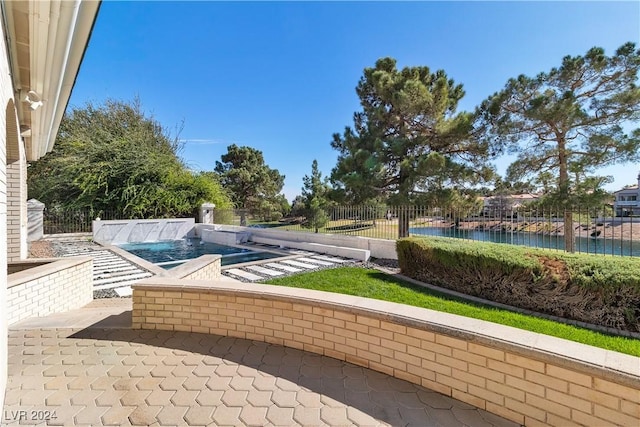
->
7, 257, 94, 325
6, 152, 27, 261
0, 15, 14, 413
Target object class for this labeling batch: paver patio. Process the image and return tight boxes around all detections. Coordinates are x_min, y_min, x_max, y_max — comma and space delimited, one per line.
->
3, 299, 521, 426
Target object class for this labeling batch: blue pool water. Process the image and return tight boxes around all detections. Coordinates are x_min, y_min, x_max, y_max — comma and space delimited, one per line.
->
118, 239, 281, 268
409, 227, 640, 257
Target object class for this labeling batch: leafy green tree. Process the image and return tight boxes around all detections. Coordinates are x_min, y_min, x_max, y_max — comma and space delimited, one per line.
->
214, 144, 285, 217
301, 160, 331, 233
27, 99, 231, 217
477, 42, 640, 251
331, 57, 494, 237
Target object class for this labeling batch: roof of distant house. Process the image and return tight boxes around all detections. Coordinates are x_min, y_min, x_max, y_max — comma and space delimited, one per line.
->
614, 185, 639, 193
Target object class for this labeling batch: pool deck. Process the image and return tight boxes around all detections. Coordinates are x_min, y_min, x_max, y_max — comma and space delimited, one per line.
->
3, 298, 520, 427
52, 239, 362, 297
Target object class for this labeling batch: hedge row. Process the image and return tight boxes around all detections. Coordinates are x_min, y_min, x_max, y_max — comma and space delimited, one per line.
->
396, 237, 640, 332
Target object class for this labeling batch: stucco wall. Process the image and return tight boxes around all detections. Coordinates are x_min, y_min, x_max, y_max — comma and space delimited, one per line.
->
132, 279, 640, 427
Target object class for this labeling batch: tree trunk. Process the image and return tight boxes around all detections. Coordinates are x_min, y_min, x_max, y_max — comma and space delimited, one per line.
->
398, 206, 410, 238
558, 136, 575, 252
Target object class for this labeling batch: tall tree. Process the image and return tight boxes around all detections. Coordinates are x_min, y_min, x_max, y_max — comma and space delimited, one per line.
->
477, 42, 640, 251
28, 99, 231, 217
214, 144, 285, 216
301, 160, 331, 233
331, 57, 493, 237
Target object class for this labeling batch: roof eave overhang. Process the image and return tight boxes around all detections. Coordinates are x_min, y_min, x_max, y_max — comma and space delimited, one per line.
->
2, 0, 100, 162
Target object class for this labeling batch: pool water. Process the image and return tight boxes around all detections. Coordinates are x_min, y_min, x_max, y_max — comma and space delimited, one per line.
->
118, 239, 281, 269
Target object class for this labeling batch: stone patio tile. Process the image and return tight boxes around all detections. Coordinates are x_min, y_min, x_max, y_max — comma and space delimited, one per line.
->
180, 353, 206, 366
417, 390, 456, 409
215, 363, 239, 377
70, 389, 103, 406
101, 405, 136, 426
252, 376, 277, 392
43, 376, 74, 391
45, 389, 78, 406
19, 389, 53, 405
206, 376, 232, 391
320, 407, 351, 425
95, 390, 127, 406
142, 355, 166, 366
296, 391, 322, 408
227, 376, 253, 391
122, 355, 147, 366
67, 376, 95, 391
181, 375, 208, 391
240, 406, 269, 427
158, 376, 186, 391
293, 406, 322, 426
212, 406, 242, 426
134, 376, 163, 391
266, 406, 296, 426
107, 364, 133, 378
113, 378, 138, 391
395, 391, 428, 409
398, 407, 434, 425
275, 377, 300, 392
236, 365, 261, 378
247, 389, 273, 407
128, 364, 154, 378
156, 406, 188, 427
196, 389, 224, 406
120, 390, 152, 407
46, 405, 82, 426
271, 390, 298, 408
169, 389, 199, 406
345, 377, 369, 392
74, 406, 109, 426
128, 406, 161, 426
145, 389, 176, 406
171, 364, 195, 377
192, 364, 216, 377
347, 407, 383, 427
184, 406, 215, 426
221, 389, 249, 407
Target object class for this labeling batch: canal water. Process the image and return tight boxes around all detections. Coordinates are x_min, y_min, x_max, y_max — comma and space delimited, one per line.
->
409, 227, 640, 257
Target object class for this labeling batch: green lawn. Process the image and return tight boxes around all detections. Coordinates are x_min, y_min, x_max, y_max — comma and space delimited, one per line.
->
264, 267, 640, 357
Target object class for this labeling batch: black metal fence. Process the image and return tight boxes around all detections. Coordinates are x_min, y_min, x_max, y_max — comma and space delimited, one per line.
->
42, 205, 640, 256
211, 205, 640, 257
43, 209, 122, 234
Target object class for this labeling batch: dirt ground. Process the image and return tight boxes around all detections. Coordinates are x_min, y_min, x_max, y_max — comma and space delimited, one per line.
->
28, 240, 56, 258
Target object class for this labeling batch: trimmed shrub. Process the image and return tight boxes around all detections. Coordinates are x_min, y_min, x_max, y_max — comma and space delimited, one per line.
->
397, 237, 640, 332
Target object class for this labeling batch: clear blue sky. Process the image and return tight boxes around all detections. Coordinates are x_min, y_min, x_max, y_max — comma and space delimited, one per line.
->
68, 1, 640, 202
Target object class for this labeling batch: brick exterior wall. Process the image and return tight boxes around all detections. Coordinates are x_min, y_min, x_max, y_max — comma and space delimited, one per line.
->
132, 281, 640, 427
0, 16, 14, 412
7, 257, 94, 325
171, 254, 222, 281
6, 153, 27, 261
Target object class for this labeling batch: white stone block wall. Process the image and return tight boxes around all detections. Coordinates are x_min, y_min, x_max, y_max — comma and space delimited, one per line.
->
7, 257, 94, 325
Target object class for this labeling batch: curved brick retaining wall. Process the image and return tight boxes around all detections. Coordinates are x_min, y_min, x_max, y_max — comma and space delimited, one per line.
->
132, 278, 640, 426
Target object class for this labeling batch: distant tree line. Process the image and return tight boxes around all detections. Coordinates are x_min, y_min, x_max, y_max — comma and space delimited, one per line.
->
28, 42, 640, 249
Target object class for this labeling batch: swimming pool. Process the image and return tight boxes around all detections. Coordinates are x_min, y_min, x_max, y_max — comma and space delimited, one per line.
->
118, 239, 282, 269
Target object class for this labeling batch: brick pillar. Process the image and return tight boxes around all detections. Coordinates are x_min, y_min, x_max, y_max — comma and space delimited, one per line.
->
6, 155, 27, 261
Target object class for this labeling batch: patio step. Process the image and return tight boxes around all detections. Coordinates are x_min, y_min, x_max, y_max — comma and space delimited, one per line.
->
221, 254, 355, 282
53, 241, 155, 290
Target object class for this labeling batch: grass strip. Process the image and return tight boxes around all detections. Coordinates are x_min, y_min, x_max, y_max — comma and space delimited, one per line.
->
264, 266, 640, 357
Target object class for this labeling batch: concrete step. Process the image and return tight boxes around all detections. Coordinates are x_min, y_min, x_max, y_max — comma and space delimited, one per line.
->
93, 272, 153, 286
